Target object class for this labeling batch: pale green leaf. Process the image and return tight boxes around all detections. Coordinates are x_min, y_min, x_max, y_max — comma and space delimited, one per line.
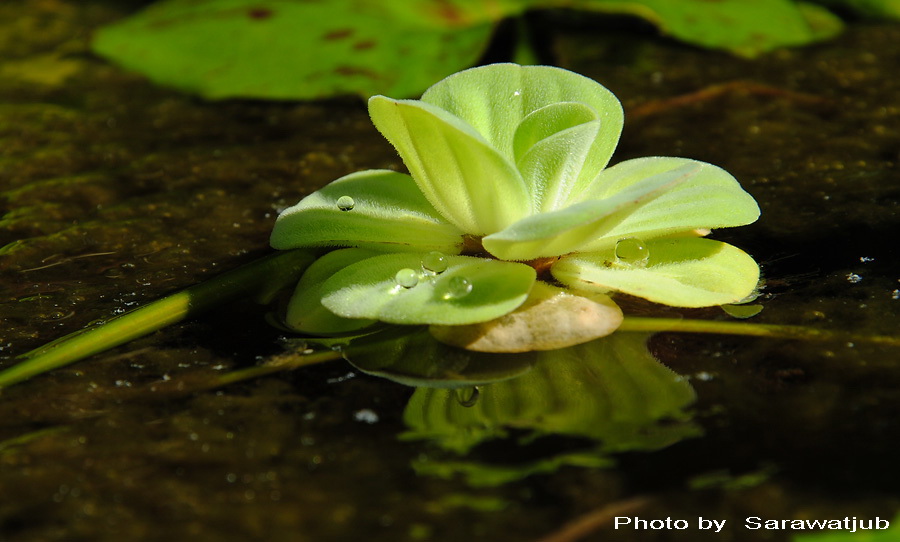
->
421, 63, 624, 188
321, 253, 536, 325
552, 237, 760, 307
91, 0, 498, 100
516, 113, 604, 212
512, 101, 598, 163
482, 163, 701, 260
368, 96, 530, 234
573, 157, 760, 252
270, 169, 464, 252
283, 248, 380, 335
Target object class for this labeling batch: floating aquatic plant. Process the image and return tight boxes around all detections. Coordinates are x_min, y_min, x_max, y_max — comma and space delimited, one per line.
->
270, 63, 761, 352
4, 63, 895, 390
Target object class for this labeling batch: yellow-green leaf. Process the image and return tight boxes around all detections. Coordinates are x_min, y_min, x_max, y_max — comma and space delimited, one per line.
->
553, 237, 760, 307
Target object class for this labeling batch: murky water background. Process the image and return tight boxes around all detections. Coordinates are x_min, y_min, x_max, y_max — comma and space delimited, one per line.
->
1, 2, 898, 541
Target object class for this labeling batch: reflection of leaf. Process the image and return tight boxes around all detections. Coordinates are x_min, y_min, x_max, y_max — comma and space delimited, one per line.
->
401, 332, 700, 456
344, 327, 538, 388
412, 452, 612, 487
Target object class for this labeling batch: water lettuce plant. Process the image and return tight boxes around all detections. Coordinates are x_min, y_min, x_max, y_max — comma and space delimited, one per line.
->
6, 63, 893, 390
270, 63, 761, 352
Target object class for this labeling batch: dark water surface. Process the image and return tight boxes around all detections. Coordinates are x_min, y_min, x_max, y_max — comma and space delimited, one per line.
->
1, 2, 898, 541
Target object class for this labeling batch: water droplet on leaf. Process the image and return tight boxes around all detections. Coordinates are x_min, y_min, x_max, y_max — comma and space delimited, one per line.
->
615, 237, 649, 267
442, 276, 472, 299
422, 251, 448, 274
394, 268, 419, 288
336, 195, 355, 211
454, 386, 480, 407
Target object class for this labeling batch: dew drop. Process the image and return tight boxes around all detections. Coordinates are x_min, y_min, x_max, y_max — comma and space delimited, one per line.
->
336, 195, 355, 211
443, 276, 472, 299
615, 237, 649, 267
394, 268, 419, 288
454, 386, 480, 407
422, 251, 448, 274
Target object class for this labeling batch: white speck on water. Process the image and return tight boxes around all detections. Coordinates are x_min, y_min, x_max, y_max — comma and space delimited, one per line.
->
846, 273, 862, 283
354, 409, 379, 424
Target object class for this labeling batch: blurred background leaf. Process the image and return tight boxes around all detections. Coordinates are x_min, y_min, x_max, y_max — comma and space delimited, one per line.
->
91, 0, 898, 100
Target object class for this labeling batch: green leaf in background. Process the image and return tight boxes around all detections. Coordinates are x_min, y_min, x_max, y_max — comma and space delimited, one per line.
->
568, 0, 844, 57
91, 0, 859, 101
814, 0, 900, 19
92, 0, 504, 100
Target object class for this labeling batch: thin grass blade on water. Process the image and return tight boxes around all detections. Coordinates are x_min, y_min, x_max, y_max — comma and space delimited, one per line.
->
0, 249, 317, 389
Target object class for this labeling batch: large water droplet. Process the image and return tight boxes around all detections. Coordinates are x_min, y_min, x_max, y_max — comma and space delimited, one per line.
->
443, 276, 472, 299
615, 237, 649, 267
336, 195, 355, 211
394, 268, 419, 288
422, 251, 448, 274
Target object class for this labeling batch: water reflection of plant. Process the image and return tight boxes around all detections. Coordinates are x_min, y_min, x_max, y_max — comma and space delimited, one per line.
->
351, 332, 700, 486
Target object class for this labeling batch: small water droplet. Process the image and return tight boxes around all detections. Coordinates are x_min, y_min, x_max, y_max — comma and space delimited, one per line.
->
442, 276, 472, 299
615, 237, 649, 267
454, 386, 480, 407
336, 195, 355, 211
422, 251, 448, 274
394, 268, 419, 288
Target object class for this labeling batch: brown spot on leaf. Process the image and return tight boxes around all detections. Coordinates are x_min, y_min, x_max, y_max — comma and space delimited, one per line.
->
334, 66, 381, 80
433, 0, 464, 25
247, 8, 273, 19
323, 28, 354, 40
353, 40, 376, 51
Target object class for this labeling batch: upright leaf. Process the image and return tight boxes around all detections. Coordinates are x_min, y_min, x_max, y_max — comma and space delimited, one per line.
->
421, 63, 624, 190
369, 96, 530, 234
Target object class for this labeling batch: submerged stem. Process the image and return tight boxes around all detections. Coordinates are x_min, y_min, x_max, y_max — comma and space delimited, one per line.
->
0, 250, 317, 389
619, 317, 900, 346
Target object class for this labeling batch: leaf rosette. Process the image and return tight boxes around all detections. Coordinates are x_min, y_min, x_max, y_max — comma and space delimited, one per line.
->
271, 63, 760, 351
